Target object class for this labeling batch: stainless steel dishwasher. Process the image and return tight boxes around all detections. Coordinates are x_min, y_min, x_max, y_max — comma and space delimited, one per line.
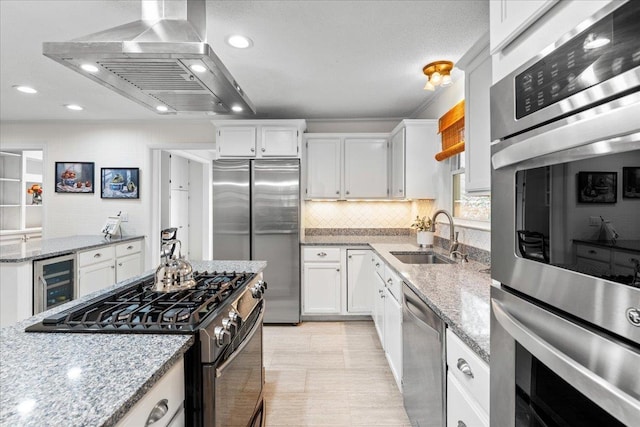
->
402, 282, 445, 427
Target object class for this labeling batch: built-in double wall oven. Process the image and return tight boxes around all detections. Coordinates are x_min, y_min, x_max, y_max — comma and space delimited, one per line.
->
490, 1, 640, 426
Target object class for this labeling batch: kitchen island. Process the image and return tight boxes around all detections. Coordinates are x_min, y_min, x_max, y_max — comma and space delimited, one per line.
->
0, 260, 267, 427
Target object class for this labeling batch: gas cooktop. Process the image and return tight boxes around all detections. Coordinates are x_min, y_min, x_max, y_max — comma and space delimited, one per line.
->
25, 271, 256, 334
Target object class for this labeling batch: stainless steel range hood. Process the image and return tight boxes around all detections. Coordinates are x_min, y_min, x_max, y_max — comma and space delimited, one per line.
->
43, 0, 255, 115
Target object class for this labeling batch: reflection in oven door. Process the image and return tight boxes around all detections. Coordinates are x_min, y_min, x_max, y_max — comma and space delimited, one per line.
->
203, 311, 264, 427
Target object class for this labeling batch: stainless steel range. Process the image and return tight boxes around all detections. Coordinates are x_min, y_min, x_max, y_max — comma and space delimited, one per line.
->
26, 270, 267, 427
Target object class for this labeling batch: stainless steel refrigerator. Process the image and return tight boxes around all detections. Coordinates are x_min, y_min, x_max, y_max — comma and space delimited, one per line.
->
212, 159, 300, 323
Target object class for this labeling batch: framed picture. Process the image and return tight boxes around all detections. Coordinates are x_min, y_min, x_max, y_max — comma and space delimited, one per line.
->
101, 168, 139, 199
622, 167, 640, 199
577, 171, 617, 203
55, 162, 95, 193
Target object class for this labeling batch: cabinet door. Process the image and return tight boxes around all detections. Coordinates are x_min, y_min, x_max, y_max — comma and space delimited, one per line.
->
465, 54, 492, 193
217, 127, 257, 157
490, 0, 557, 54
447, 373, 489, 427
170, 154, 189, 190
116, 252, 142, 283
373, 273, 386, 346
344, 138, 388, 198
170, 189, 189, 257
612, 249, 639, 276
261, 127, 298, 157
305, 138, 341, 199
347, 249, 373, 314
384, 287, 402, 390
390, 128, 405, 199
303, 262, 341, 314
78, 260, 115, 297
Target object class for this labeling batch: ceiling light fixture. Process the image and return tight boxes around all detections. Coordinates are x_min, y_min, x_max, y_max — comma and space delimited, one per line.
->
190, 64, 207, 73
423, 61, 454, 91
227, 35, 253, 49
156, 105, 169, 112
231, 105, 243, 112
14, 85, 38, 94
64, 104, 84, 111
80, 64, 99, 73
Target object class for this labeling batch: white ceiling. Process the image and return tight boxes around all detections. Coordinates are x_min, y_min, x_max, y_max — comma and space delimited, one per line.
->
0, 0, 489, 122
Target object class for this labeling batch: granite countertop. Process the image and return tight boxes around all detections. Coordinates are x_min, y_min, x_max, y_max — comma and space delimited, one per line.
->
370, 242, 491, 362
573, 239, 640, 252
0, 235, 146, 263
0, 260, 267, 427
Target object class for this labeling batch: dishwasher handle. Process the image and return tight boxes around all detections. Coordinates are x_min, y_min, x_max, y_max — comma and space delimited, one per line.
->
403, 283, 443, 337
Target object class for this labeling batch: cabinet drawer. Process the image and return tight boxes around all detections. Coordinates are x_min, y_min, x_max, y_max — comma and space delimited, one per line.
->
446, 329, 490, 415
78, 245, 115, 267
575, 244, 610, 263
612, 250, 640, 269
447, 373, 489, 427
116, 358, 185, 427
116, 239, 142, 257
303, 247, 340, 262
384, 267, 402, 302
371, 253, 384, 279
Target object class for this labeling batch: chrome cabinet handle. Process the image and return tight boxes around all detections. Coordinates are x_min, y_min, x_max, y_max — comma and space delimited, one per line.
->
346, 191, 350, 195
375, 263, 380, 267
145, 399, 169, 426
457, 421, 467, 427
336, 268, 340, 272
457, 358, 474, 378
317, 252, 327, 257
630, 257, 639, 263
588, 249, 597, 254
250, 147, 255, 152
387, 278, 393, 283
127, 245, 133, 250
261, 147, 266, 152
379, 289, 384, 294
336, 190, 339, 194
118, 262, 123, 266
94, 253, 101, 258
110, 265, 115, 269
399, 189, 403, 192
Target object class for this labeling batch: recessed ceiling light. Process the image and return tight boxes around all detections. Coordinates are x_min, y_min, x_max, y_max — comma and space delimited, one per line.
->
80, 64, 99, 73
14, 85, 38, 94
65, 104, 84, 111
190, 64, 207, 73
231, 105, 243, 112
227, 35, 252, 49
156, 105, 169, 112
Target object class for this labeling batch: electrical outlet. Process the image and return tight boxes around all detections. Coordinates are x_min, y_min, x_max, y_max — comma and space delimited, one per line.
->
589, 216, 600, 226
120, 212, 129, 222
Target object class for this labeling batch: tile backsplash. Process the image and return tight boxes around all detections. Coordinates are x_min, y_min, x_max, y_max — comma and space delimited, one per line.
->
304, 200, 434, 228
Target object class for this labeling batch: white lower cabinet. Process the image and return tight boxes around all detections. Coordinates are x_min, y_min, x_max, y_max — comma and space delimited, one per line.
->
373, 270, 386, 344
346, 249, 373, 314
384, 286, 402, 391
303, 262, 342, 314
78, 259, 116, 296
446, 329, 490, 426
116, 357, 185, 427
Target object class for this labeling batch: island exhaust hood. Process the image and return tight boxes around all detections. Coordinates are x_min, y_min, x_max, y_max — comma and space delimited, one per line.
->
43, 0, 255, 115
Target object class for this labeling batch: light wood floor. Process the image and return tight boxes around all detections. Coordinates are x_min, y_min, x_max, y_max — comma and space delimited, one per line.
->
263, 321, 411, 426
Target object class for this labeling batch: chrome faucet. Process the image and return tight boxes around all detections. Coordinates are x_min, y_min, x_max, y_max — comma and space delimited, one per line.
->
429, 209, 459, 256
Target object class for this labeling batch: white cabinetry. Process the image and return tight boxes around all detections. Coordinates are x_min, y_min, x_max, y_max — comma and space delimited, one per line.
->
0, 261, 33, 327
304, 133, 389, 200
77, 239, 143, 297
303, 247, 341, 314
305, 137, 341, 199
343, 138, 388, 199
458, 36, 492, 193
389, 120, 438, 199
116, 358, 185, 427
346, 249, 373, 314
373, 263, 386, 344
170, 154, 190, 191
446, 329, 490, 426
213, 120, 306, 158
489, 0, 558, 54
574, 242, 639, 277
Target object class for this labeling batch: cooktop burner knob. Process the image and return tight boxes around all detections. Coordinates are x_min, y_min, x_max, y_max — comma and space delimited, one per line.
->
222, 317, 238, 335
251, 283, 264, 298
229, 310, 242, 325
258, 280, 267, 291
214, 325, 231, 346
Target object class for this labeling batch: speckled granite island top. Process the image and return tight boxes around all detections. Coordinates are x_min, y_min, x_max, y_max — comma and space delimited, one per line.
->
370, 243, 491, 363
0, 260, 267, 427
0, 235, 145, 263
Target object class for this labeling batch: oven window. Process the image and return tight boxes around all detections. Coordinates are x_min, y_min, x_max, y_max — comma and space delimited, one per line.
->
514, 150, 640, 288
515, 343, 624, 427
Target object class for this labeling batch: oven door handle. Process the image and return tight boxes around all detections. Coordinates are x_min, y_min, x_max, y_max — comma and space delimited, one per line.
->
216, 308, 264, 378
492, 298, 640, 425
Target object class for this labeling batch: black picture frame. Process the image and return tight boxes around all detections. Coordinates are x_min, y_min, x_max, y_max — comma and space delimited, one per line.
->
577, 171, 617, 203
101, 168, 140, 199
622, 167, 640, 199
55, 162, 95, 193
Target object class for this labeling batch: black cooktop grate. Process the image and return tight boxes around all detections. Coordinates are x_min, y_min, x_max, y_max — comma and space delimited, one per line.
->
26, 271, 255, 333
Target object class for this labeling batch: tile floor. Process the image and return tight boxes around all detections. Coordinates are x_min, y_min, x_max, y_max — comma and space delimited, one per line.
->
263, 321, 411, 426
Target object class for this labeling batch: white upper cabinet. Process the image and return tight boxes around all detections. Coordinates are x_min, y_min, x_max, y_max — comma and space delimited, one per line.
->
170, 154, 190, 191
305, 137, 341, 199
490, 0, 558, 54
344, 138, 388, 199
389, 120, 438, 199
261, 127, 299, 157
216, 127, 257, 157
458, 36, 492, 193
213, 120, 306, 158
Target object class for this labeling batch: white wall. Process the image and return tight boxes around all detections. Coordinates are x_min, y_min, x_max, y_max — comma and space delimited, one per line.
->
0, 120, 215, 268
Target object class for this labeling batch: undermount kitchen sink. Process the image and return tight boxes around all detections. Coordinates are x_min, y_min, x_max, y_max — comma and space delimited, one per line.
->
390, 251, 455, 265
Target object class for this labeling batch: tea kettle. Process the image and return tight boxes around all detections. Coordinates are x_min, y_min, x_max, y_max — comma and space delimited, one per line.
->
153, 239, 196, 292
